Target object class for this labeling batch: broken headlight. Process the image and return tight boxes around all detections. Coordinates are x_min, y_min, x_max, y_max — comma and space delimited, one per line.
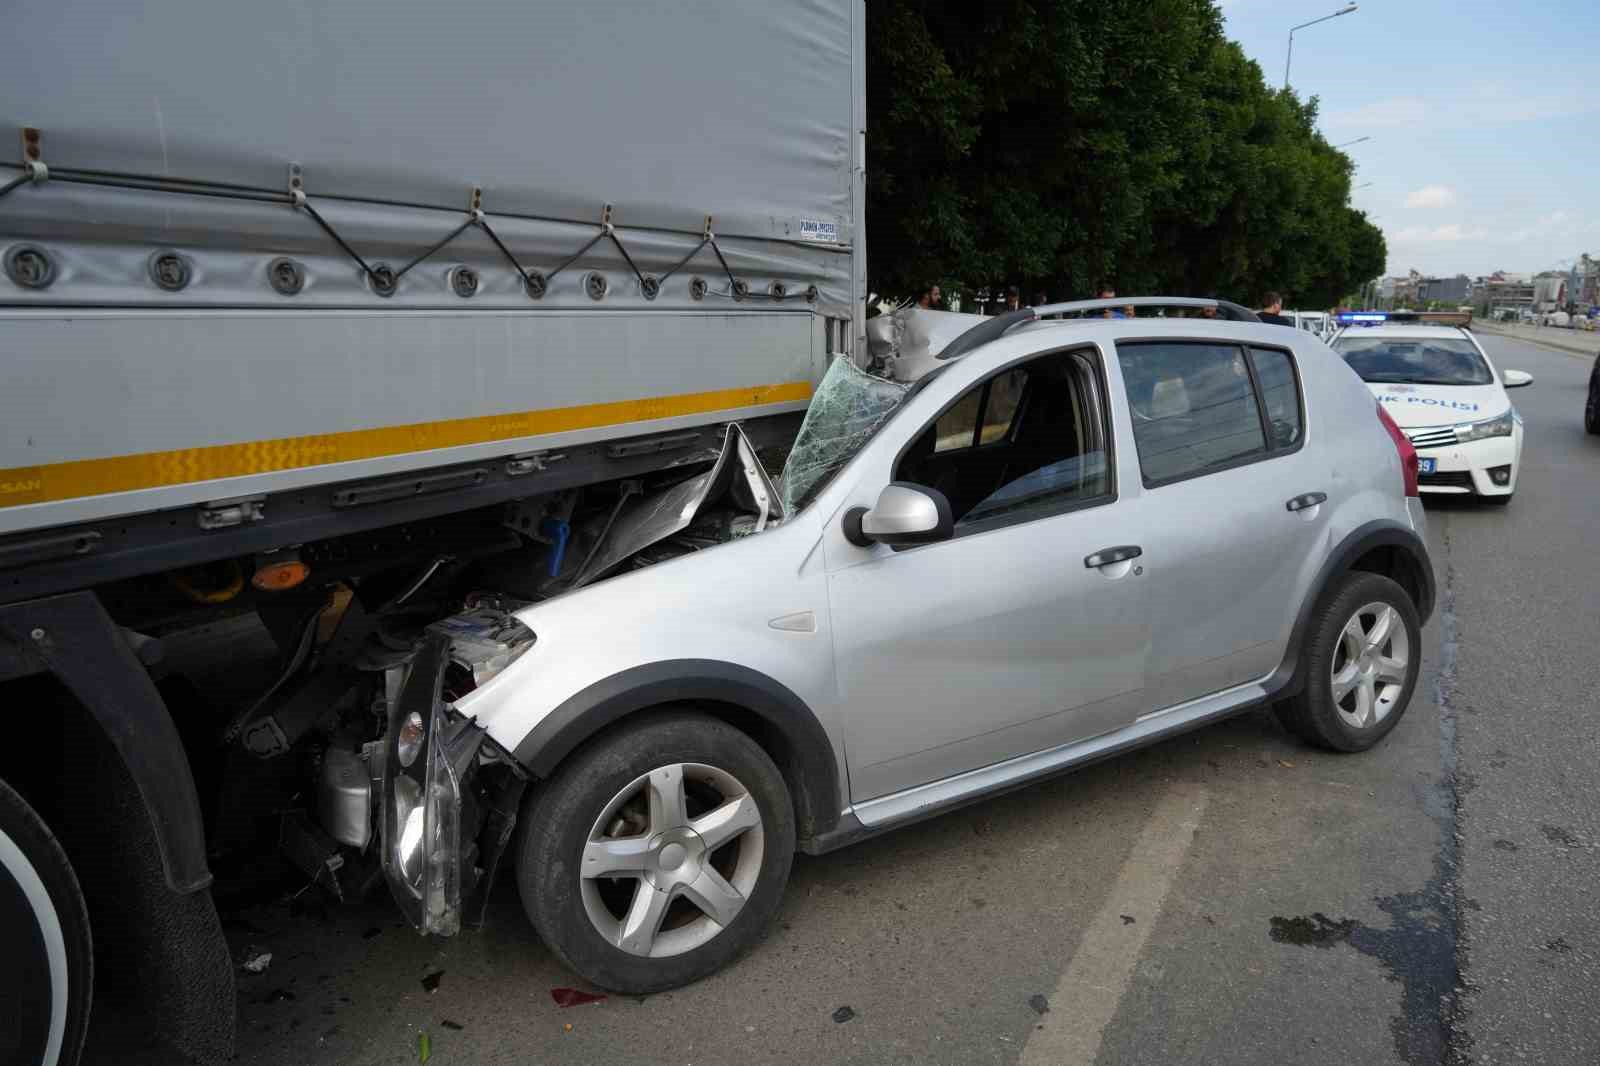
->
380, 633, 485, 936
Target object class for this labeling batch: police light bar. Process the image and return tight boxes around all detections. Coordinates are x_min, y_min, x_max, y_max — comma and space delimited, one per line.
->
1336, 310, 1473, 327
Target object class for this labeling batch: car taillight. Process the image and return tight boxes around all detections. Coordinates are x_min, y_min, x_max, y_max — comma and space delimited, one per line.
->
1375, 402, 1419, 497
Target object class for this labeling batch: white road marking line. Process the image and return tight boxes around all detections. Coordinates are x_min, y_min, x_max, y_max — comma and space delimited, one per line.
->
1021, 783, 1210, 1066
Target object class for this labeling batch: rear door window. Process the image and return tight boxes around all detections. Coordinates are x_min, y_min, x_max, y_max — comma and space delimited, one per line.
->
1116, 341, 1304, 486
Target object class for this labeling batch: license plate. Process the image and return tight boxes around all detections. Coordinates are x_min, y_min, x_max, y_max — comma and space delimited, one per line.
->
1418, 457, 1437, 474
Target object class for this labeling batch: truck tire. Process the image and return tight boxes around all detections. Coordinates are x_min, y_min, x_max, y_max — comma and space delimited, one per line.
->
1275, 572, 1422, 752
0, 778, 93, 1066
516, 710, 795, 994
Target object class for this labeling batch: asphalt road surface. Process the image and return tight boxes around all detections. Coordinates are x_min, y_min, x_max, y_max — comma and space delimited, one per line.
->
90, 332, 1598, 1066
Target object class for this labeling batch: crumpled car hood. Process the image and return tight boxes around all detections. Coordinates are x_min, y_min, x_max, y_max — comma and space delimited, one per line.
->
574, 306, 985, 578
574, 423, 781, 586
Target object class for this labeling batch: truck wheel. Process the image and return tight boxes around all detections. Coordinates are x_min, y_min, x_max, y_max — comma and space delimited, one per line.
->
0, 779, 93, 1066
516, 710, 795, 994
1274, 572, 1422, 752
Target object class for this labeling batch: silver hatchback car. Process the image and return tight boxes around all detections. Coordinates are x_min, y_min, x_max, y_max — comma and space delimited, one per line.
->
386, 297, 1435, 994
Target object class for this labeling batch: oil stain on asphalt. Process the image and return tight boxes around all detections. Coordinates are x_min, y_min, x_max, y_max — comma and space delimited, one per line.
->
1267, 524, 1473, 1066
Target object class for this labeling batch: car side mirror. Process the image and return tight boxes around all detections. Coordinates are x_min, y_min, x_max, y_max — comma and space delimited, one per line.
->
842, 482, 954, 548
1502, 369, 1532, 388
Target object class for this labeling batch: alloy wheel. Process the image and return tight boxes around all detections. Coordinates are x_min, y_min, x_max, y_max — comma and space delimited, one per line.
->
1329, 601, 1411, 730
580, 763, 765, 958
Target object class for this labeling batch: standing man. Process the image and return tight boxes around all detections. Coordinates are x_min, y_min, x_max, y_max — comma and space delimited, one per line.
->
1096, 281, 1126, 318
1258, 292, 1294, 326
917, 284, 942, 310
1004, 286, 1022, 312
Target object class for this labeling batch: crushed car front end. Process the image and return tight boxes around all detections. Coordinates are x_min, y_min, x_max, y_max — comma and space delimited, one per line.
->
376, 605, 535, 935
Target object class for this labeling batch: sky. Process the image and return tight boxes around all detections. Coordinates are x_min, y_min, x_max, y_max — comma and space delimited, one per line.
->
1219, 0, 1599, 279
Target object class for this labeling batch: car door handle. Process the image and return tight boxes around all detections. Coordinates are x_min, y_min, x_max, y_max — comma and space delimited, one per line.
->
1285, 492, 1327, 512
1084, 545, 1142, 568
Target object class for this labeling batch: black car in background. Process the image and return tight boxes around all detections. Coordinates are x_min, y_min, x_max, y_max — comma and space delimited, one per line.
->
1588, 353, 1600, 435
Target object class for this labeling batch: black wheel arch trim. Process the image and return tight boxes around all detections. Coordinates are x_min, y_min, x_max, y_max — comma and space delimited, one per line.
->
0, 591, 212, 894
1267, 519, 1435, 697
511, 659, 842, 842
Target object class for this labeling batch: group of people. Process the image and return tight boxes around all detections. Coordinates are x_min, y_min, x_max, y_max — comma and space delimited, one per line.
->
914, 281, 1298, 326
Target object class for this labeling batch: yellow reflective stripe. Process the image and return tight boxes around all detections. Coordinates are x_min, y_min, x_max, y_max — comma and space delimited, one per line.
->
0, 380, 812, 510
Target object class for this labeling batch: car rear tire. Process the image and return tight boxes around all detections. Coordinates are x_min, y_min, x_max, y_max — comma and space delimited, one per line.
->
516, 710, 795, 994
0, 778, 93, 1066
1274, 572, 1422, 753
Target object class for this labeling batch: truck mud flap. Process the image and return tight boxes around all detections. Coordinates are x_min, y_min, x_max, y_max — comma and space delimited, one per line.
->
0, 590, 212, 894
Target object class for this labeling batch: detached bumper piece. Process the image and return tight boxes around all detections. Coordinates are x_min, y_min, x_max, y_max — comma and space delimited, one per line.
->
379, 633, 486, 936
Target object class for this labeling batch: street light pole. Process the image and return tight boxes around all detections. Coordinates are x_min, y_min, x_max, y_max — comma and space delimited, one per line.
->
1284, 4, 1359, 91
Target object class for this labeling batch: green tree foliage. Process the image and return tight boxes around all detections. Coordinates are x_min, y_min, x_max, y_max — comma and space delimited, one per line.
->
866, 0, 1386, 309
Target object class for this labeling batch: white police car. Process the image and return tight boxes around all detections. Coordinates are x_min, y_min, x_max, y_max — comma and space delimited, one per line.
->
1332, 313, 1531, 504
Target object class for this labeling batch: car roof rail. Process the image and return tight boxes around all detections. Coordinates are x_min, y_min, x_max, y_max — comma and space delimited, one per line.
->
938, 296, 1262, 361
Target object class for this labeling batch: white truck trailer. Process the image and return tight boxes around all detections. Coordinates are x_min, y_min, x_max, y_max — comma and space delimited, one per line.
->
0, 3, 864, 1062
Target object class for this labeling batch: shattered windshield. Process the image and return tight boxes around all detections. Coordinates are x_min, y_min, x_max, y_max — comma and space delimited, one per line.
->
778, 355, 910, 513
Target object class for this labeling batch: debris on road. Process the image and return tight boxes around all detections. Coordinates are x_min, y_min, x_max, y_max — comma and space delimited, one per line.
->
418, 1031, 431, 1063
550, 988, 608, 1008
441, 1020, 464, 1031
1028, 994, 1050, 1015
421, 970, 444, 993
1120, 914, 1136, 925
241, 950, 273, 975
832, 1006, 856, 1024
1540, 825, 1581, 848
1277, 759, 1296, 769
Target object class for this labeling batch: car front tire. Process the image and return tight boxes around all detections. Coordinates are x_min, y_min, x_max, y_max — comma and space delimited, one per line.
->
0, 779, 93, 1066
1275, 572, 1422, 753
516, 710, 795, 994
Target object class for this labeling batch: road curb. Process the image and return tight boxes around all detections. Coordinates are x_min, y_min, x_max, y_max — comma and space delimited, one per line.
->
1475, 324, 1598, 362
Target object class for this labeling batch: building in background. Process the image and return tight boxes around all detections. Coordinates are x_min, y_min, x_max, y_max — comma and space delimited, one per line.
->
1532, 272, 1567, 313
1418, 274, 1471, 306
1381, 270, 1424, 308
1473, 272, 1534, 317
1576, 255, 1598, 310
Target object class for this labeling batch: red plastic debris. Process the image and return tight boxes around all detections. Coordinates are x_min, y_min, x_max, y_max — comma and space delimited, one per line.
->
550, 987, 608, 1008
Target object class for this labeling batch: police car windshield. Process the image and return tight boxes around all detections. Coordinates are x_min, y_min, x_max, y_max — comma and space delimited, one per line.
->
1334, 337, 1493, 386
